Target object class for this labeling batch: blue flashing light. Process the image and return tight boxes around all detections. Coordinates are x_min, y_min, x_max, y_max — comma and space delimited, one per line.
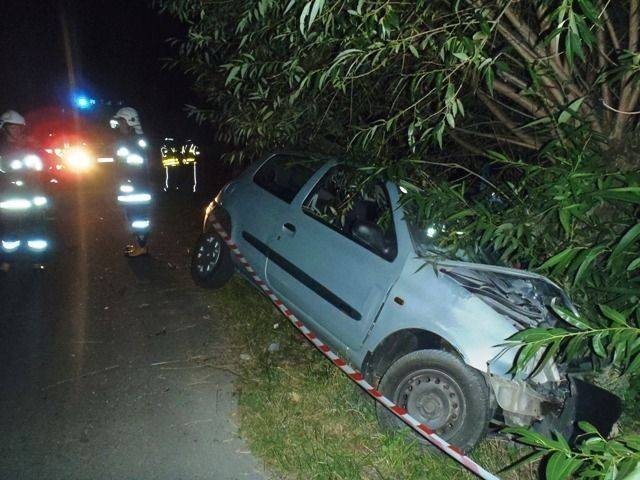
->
76, 96, 89, 109
73, 94, 96, 110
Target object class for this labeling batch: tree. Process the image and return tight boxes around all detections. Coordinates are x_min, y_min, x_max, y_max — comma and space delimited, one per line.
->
157, 0, 640, 165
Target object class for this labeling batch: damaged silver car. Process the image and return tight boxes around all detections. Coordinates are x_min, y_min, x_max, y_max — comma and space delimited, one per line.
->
191, 153, 621, 451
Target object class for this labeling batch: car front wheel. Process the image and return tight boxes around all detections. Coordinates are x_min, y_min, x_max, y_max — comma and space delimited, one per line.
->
190, 231, 234, 289
376, 349, 491, 453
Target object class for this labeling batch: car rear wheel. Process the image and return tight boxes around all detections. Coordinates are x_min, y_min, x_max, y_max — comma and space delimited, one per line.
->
190, 231, 234, 289
376, 349, 490, 453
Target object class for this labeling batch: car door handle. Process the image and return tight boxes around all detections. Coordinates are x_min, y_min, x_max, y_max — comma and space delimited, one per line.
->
283, 222, 296, 233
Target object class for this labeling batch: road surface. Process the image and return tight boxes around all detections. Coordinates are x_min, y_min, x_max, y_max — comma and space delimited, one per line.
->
0, 169, 266, 480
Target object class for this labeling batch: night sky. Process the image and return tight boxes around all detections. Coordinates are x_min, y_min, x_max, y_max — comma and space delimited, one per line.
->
0, 0, 206, 141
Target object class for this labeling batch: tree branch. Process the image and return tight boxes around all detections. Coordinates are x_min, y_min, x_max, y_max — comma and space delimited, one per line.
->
447, 130, 485, 156
600, 2, 621, 51
630, 0, 639, 52
478, 92, 542, 149
492, 79, 546, 118
454, 127, 539, 150
495, 22, 568, 106
503, 5, 585, 100
597, 24, 613, 122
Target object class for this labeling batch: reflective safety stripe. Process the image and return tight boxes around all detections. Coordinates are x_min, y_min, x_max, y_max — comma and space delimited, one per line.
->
117, 193, 151, 203
126, 154, 144, 165
27, 239, 48, 251
0, 198, 31, 210
2, 240, 20, 251
131, 220, 150, 229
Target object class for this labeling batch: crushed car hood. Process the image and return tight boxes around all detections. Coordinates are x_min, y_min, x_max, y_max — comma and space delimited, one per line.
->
434, 259, 575, 329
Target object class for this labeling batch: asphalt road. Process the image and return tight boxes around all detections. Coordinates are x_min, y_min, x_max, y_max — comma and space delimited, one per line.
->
0, 169, 266, 480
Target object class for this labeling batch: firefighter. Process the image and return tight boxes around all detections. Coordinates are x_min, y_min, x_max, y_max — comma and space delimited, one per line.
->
110, 107, 152, 257
0, 110, 51, 271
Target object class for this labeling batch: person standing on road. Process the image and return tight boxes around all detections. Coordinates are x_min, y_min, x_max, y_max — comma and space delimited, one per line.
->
0, 110, 29, 271
0, 110, 51, 271
110, 107, 152, 257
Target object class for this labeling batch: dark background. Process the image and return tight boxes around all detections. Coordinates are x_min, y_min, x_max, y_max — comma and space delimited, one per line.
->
0, 0, 209, 142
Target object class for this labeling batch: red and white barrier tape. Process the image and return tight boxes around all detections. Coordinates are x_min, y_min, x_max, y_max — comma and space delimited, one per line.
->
211, 219, 501, 480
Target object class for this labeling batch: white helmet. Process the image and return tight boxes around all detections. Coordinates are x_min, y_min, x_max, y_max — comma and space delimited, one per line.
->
112, 107, 143, 135
1, 110, 26, 128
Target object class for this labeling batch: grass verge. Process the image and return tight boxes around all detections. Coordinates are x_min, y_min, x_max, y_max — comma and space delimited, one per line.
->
212, 276, 539, 479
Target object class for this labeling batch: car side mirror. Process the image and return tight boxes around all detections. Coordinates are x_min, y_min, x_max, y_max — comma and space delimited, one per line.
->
351, 220, 387, 256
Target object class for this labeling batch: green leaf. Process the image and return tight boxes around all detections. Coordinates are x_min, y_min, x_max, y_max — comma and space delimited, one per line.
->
559, 208, 572, 236
538, 247, 581, 271
408, 44, 419, 58
578, 421, 601, 435
600, 304, 629, 327
610, 223, 640, 265
453, 51, 469, 61
628, 353, 640, 374
574, 246, 606, 285
592, 331, 607, 357
225, 65, 240, 86
558, 97, 585, 124
299, 1, 311, 34
546, 452, 583, 480
627, 257, 640, 271
552, 305, 591, 330
308, 0, 324, 30
595, 187, 640, 204
284, 0, 297, 14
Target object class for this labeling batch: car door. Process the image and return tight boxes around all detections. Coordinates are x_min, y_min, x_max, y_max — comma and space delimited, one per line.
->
231, 153, 319, 276
264, 166, 405, 353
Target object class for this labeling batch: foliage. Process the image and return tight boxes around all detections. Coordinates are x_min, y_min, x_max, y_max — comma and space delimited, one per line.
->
505, 423, 640, 480
404, 142, 640, 376
156, 0, 640, 164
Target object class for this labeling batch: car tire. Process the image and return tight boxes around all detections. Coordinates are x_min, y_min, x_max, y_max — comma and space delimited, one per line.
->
190, 231, 234, 289
376, 349, 491, 453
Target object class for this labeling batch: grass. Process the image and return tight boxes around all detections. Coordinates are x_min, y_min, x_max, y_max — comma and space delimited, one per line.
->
210, 276, 540, 480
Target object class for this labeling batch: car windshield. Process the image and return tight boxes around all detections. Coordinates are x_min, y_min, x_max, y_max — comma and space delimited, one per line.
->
405, 189, 508, 264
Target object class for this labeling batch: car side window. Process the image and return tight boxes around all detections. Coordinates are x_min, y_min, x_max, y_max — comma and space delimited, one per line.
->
253, 154, 318, 203
302, 167, 397, 261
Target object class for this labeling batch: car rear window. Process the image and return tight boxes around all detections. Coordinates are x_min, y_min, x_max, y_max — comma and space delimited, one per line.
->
253, 154, 318, 203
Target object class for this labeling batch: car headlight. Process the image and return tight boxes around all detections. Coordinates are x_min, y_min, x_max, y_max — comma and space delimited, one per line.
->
66, 147, 93, 171
116, 147, 130, 157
